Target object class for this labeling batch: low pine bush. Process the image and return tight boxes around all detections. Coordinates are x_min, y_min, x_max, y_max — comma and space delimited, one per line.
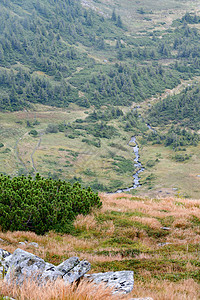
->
0, 174, 101, 235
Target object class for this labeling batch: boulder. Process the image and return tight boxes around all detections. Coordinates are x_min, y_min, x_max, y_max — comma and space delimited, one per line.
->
63, 260, 91, 284
18, 242, 26, 246
0, 249, 91, 285
3, 248, 54, 284
84, 270, 134, 294
40, 267, 64, 282
56, 256, 80, 275
29, 242, 39, 248
0, 249, 11, 261
0, 248, 134, 295
0, 249, 12, 276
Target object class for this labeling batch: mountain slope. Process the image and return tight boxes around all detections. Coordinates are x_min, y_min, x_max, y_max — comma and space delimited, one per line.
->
1, 0, 200, 111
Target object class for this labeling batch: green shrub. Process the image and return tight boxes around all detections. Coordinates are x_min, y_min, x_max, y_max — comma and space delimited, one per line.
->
146, 160, 156, 168
0, 174, 101, 235
46, 124, 59, 134
29, 129, 38, 136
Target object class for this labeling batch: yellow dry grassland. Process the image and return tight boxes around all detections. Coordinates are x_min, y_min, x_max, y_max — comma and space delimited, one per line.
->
0, 193, 199, 299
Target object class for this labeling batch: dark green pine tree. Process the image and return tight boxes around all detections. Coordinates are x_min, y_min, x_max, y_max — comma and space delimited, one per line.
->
111, 9, 117, 22
117, 15, 123, 28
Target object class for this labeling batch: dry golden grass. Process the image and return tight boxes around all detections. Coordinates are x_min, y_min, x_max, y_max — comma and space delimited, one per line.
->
74, 214, 99, 232
1, 278, 199, 300
0, 193, 200, 299
74, 214, 115, 238
129, 278, 200, 300
0, 279, 121, 300
172, 218, 190, 229
131, 216, 162, 230
101, 193, 200, 228
100, 193, 200, 213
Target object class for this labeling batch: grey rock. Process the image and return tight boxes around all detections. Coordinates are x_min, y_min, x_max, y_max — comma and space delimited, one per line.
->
40, 267, 63, 282
3, 297, 16, 300
63, 260, 91, 284
29, 242, 39, 248
18, 242, 26, 246
56, 256, 80, 275
161, 227, 171, 231
1, 249, 91, 286
0, 248, 134, 295
0, 249, 12, 274
0, 249, 11, 261
3, 248, 54, 284
84, 271, 134, 294
158, 242, 172, 247
0, 238, 5, 243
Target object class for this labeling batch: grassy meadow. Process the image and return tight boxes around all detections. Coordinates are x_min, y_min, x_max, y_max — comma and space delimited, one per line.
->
0, 104, 136, 192
137, 141, 200, 199
82, 0, 200, 32
2, 88, 200, 196
0, 193, 199, 299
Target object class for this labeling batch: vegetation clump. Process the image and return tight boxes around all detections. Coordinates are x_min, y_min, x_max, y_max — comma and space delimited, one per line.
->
0, 173, 101, 235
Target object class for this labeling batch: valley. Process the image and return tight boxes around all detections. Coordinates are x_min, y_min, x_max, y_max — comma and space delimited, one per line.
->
1, 73, 200, 198
1, 1, 200, 299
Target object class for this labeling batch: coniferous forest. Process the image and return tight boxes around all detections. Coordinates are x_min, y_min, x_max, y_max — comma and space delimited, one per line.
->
1, 0, 200, 112
0, 2, 200, 299
1, 0, 200, 197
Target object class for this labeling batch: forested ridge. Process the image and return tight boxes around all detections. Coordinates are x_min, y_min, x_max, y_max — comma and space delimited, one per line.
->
1, 0, 200, 195
148, 85, 200, 130
1, 0, 200, 112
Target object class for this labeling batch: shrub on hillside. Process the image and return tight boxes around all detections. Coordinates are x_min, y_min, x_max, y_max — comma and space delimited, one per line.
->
0, 174, 101, 235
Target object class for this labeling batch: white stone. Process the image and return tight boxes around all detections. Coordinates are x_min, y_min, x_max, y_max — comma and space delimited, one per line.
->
3, 248, 54, 284
29, 242, 39, 248
84, 271, 134, 294
56, 256, 80, 275
63, 260, 91, 283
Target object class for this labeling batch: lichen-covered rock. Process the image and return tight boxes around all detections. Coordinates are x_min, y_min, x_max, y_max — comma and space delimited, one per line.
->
0, 249, 12, 276
0, 249, 134, 295
18, 242, 26, 246
84, 271, 134, 294
40, 266, 64, 282
0, 249, 11, 261
63, 260, 91, 284
3, 248, 54, 284
0, 249, 91, 286
29, 242, 39, 248
56, 256, 80, 275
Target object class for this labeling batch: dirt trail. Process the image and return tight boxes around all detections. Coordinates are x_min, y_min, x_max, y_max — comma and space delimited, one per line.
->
14, 130, 45, 175
30, 133, 44, 174
14, 132, 29, 173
